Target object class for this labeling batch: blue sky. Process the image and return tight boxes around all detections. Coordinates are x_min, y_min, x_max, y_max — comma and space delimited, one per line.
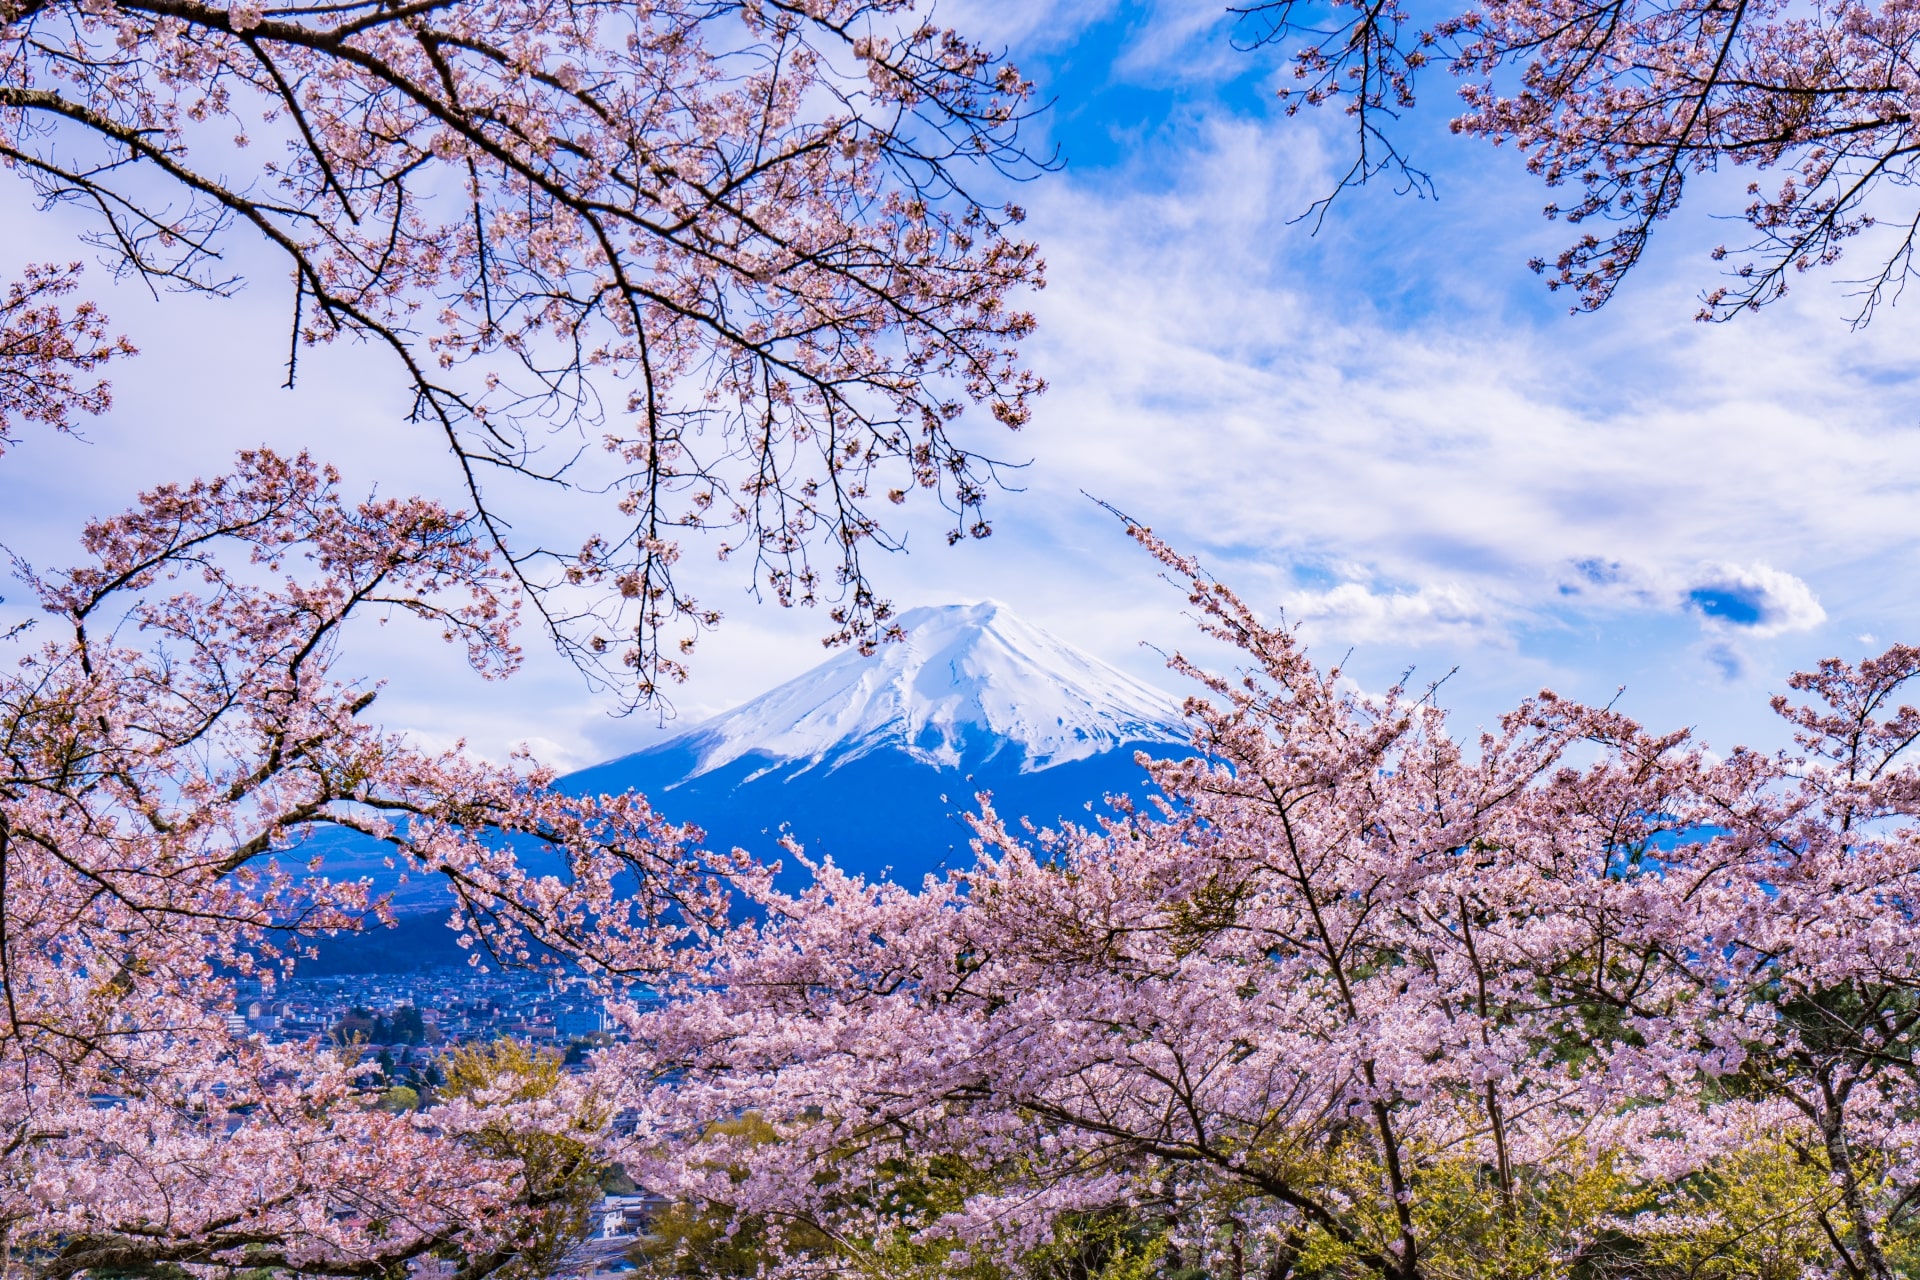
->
5, 0, 1920, 767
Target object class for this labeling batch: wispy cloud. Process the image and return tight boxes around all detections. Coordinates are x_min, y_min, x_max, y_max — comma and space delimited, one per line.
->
1281, 579, 1493, 645
1005, 109, 1920, 675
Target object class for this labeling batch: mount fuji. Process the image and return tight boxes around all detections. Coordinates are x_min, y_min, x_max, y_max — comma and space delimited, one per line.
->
297, 602, 1191, 968
567, 601, 1191, 884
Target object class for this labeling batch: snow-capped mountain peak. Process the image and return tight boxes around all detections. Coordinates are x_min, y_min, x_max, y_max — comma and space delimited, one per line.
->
660, 601, 1187, 780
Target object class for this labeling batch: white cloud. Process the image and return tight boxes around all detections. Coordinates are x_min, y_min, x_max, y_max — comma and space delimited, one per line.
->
1679, 563, 1826, 637
942, 0, 1233, 73
1281, 579, 1495, 645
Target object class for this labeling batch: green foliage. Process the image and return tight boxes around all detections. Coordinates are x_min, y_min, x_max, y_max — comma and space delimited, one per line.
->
1026, 1208, 1166, 1280
439, 1040, 609, 1280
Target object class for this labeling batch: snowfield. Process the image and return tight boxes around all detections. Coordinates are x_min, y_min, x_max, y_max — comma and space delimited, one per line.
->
654, 601, 1188, 780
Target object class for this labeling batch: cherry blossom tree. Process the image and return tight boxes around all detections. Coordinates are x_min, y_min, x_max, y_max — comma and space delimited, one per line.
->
1233, 0, 1920, 323
0, 0, 1046, 702
0, 448, 761, 1277
611, 526, 1920, 1280
1619, 644, 1920, 1280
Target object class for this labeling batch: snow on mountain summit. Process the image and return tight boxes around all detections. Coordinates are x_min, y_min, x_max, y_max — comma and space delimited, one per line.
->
660, 601, 1188, 780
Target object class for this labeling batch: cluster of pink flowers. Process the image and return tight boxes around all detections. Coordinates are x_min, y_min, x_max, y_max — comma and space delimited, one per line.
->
5, 458, 1920, 1279
0, 263, 132, 449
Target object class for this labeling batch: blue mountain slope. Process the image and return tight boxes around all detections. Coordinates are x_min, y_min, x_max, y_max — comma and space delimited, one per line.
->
568, 735, 1177, 886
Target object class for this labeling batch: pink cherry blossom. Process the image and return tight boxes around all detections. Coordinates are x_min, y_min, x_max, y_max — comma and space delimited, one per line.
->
0, 262, 133, 450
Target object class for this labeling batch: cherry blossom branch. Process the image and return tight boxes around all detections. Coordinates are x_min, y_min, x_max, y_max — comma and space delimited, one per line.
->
0, 0, 1050, 705
0, 262, 133, 451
